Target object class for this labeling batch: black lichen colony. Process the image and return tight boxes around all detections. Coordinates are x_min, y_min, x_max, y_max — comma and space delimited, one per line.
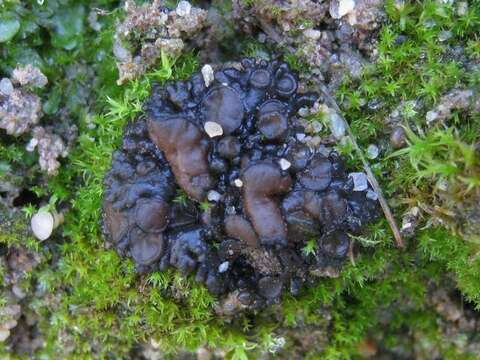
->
103, 58, 378, 307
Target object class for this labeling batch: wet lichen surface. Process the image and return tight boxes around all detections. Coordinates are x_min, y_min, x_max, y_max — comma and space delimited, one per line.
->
103, 58, 378, 307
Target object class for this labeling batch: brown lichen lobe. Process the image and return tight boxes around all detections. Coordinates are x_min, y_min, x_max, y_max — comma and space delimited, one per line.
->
242, 162, 292, 247
148, 116, 213, 201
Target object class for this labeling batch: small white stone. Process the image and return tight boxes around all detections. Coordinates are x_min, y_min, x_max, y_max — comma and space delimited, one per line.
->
207, 190, 221, 202
204, 121, 223, 138
438, 30, 452, 42
176, 1, 191, 17
330, 0, 356, 19
201, 64, 214, 87
31, 211, 55, 241
0, 328, 10, 342
234, 178, 243, 188
307, 136, 322, 148
311, 120, 323, 133
401, 221, 412, 231
436, 178, 448, 192
306, 120, 323, 134
410, 206, 420, 217
0, 78, 13, 96
366, 190, 378, 201
26, 138, 38, 152
298, 107, 310, 117
366, 144, 379, 159
303, 29, 321, 40
349, 172, 368, 192
426, 110, 438, 124
296, 133, 306, 141
457, 2, 468, 16
12, 284, 26, 299
329, 112, 346, 139
279, 158, 291, 170
218, 261, 229, 273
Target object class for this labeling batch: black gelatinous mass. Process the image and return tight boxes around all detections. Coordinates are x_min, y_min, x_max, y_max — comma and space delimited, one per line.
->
103, 58, 378, 308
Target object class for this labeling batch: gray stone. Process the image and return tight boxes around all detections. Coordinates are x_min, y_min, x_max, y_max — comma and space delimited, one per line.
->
201, 64, 214, 87
218, 261, 229, 273
366, 144, 379, 159
330, 0, 356, 19
207, 190, 221, 202
176, 1, 192, 17
349, 172, 368, 191
0, 78, 13, 96
329, 112, 346, 139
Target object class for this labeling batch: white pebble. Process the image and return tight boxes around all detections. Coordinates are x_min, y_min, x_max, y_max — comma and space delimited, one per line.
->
234, 179, 243, 188
457, 2, 468, 16
296, 133, 306, 141
298, 107, 310, 117
207, 190, 221, 202
204, 121, 223, 138
329, 112, 346, 139
303, 29, 321, 40
425, 110, 438, 125
12, 284, 26, 299
26, 138, 38, 152
176, 1, 191, 17
0, 78, 13, 96
278, 158, 291, 171
401, 221, 412, 231
0, 328, 10, 342
438, 30, 452, 42
201, 64, 214, 87
366, 144, 379, 159
349, 172, 368, 192
218, 261, 229, 273
366, 190, 378, 201
31, 211, 55, 241
311, 120, 323, 133
330, 0, 356, 19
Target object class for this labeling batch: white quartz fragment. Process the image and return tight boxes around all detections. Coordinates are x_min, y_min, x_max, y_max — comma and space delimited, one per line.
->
204, 121, 223, 138
176, 1, 192, 17
218, 261, 229, 273
366, 190, 378, 201
0, 78, 14, 96
330, 0, 355, 19
366, 144, 379, 159
26, 138, 38, 152
329, 112, 346, 139
207, 190, 221, 202
296, 133, 306, 141
234, 178, 243, 188
201, 64, 214, 87
303, 28, 321, 40
349, 172, 368, 192
279, 158, 291, 171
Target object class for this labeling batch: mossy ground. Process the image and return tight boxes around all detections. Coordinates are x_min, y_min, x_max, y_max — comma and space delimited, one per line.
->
0, 0, 479, 358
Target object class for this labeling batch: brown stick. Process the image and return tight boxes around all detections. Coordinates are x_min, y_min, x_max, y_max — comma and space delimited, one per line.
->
316, 83, 405, 249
